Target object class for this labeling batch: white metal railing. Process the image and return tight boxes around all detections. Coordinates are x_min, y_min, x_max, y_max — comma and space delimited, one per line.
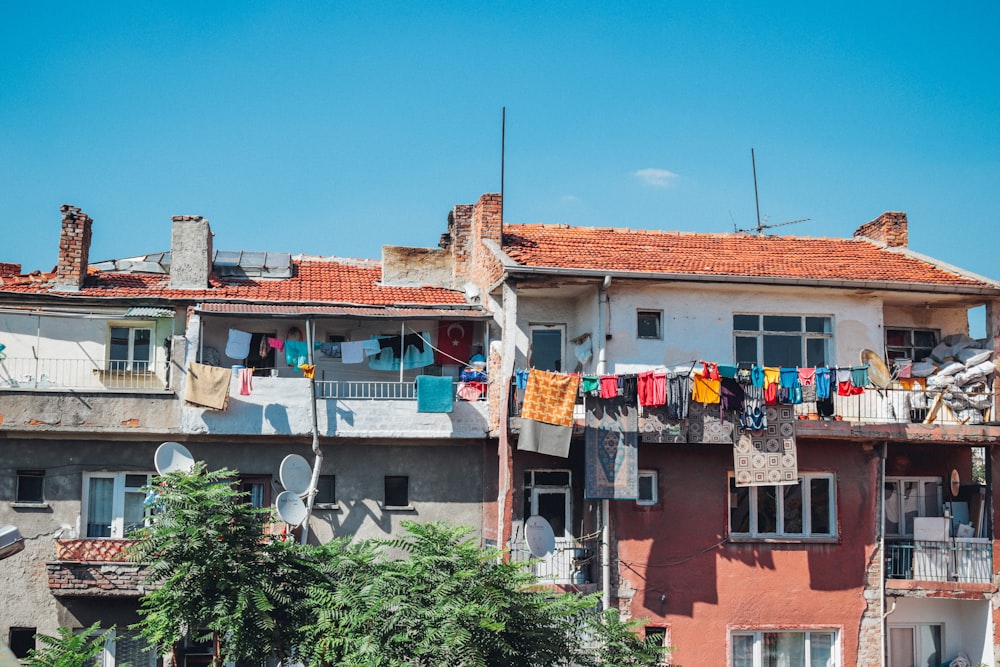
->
833, 386, 995, 426
886, 540, 993, 584
508, 534, 599, 585
314, 380, 487, 401
0, 357, 167, 391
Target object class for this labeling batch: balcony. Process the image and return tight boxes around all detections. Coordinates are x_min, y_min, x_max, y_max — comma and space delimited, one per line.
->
0, 357, 169, 392
508, 533, 600, 587
886, 540, 993, 585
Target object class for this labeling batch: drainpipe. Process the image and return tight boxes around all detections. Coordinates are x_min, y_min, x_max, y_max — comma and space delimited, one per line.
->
879, 441, 887, 667
598, 275, 612, 610
301, 318, 323, 545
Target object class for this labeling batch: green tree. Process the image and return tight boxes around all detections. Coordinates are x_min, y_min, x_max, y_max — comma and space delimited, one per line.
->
24, 623, 111, 667
127, 463, 310, 666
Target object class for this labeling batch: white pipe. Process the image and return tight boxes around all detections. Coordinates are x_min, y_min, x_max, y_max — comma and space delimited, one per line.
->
597, 276, 611, 375
399, 321, 405, 383
301, 319, 323, 545
880, 442, 888, 667
602, 498, 611, 610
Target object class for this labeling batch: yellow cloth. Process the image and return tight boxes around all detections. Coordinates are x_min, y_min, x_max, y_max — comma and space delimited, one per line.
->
184, 362, 231, 410
691, 373, 721, 404
298, 364, 316, 379
521, 369, 580, 427
763, 367, 781, 387
899, 377, 926, 390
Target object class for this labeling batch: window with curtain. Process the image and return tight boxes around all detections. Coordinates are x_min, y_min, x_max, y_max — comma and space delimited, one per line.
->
84, 473, 154, 538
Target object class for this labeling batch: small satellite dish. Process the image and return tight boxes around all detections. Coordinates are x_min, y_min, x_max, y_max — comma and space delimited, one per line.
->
275, 491, 308, 527
525, 515, 556, 558
279, 454, 313, 496
0, 525, 25, 561
154, 442, 195, 475
951, 469, 961, 497
860, 349, 891, 389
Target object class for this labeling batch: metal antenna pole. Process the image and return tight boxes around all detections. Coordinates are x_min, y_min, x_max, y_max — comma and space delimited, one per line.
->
752, 148, 762, 233
501, 106, 506, 233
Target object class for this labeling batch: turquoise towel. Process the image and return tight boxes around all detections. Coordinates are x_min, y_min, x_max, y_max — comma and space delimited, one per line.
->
416, 375, 454, 413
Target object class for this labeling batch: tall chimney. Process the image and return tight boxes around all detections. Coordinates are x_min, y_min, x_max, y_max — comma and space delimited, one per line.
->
854, 211, 908, 248
53, 205, 93, 291
169, 215, 213, 290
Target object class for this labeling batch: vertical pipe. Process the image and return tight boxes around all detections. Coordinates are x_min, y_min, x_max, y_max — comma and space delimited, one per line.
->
301, 319, 323, 545
602, 498, 611, 610
399, 322, 405, 384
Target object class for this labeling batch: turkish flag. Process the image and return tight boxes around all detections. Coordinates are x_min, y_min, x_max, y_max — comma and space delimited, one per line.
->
435, 320, 474, 365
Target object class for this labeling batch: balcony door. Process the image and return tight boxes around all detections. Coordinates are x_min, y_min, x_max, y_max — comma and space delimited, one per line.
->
523, 470, 574, 582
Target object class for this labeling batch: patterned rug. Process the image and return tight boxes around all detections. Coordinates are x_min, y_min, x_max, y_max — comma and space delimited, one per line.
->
640, 406, 688, 443
687, 400, 738, 444
733, 405, 798, 487
584, 396, 638, 499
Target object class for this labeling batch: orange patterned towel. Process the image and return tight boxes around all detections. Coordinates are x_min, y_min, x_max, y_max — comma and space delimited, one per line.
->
521, 369, 580, 427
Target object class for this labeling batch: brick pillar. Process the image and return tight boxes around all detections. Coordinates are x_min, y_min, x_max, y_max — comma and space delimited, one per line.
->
854, 212, 908, 248
53, 205, 93, 291
441, 204, 475, 283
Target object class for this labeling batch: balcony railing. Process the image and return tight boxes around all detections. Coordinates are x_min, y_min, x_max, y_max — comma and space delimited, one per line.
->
886, 540, 992, 584
315, 380, 486, 401
508, 533, 600, 585
0, 357, 168, 392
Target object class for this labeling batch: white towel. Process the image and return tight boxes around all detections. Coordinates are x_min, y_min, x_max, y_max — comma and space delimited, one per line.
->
340, 341, 366, 364
225, 328, 252, 359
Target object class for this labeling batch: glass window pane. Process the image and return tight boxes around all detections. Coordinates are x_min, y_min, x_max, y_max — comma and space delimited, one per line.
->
763, 335, 802, 368
913, 330, 937, 348
531, 329, 563, 372
762, 632, 804, 667
124, 474, 148, 488
124, 491, 146, 535
730, 478, 750, 533
533, 471, 570, 486
638, 474, 654, 503
757, 486, 778, 534
884, 482, 902, 535
886, 329, 907, 347
806, 338, 829, 367
810, 478, 831, 535
109, 327, 130, 362
385, 476, 409, 507
810, 632, 834, 666
735, 337, 758, 365
132, 329, 152, 367
917, 625, 941, 666
889, 627, 915, 667
763, 316, 802, 332
637, 311, 661, 339
783, 483, 803, 534
732, 634, 755, 667
805, 317, 831, 334
87, 478, 114, 538
733, 314, 760, 331
16, 471, 44, 503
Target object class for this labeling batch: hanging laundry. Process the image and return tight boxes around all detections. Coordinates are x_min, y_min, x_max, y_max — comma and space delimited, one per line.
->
665, 373, 692, 419
584, 395, 638, 499
599, 375, 619, 399
717, 364, 739, 379
778, 368, 803, 404
619, 374, 638, 402
850, 365, 870, 389
701, 361, 720, 380
185, 362, 231, 411
318, 342, 342, 358
515, 369, 531, 390
750, 365, 765, 388
267, 337, 285, 352
517, 369, 581, 458
285, 340, 309, 368
739, 383, 767, 430
637, 371, 666, 407
837, 368, 863, 396
764, 382, 779, 405
416, 375, 454, 413
719, 377, 745, 412
691, 373, 721, 404
763, 367, 780, 387
640, 406, 688, 443
225, 328, 252, 360
580, 375, 600, 394
456, 382, 483, 402
298, 364, 315, 379
815, 368, 832, 399
687, 400, 737, 444
238, 367, 253, 396
340, 341, 367, 364
798, 367, 817, 385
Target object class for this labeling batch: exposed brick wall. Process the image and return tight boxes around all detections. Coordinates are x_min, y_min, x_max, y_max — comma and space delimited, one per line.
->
0, 262, 21, 277
469, 193, 505, 301
442, 204, 475, 283
854, 211, 908, 248
47, 561, 152, 597
54, 205, 93, 290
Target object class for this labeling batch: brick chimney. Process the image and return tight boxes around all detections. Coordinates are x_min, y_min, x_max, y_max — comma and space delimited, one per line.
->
53, 205, 93, 291
439, 194, 503, 287
169, 215, 213, 289
854, 212, 908, 248
0, 263, 21, 278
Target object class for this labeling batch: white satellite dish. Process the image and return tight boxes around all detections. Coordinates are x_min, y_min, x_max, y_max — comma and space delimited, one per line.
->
525, 515, 556, 558
275, 491, 308, 527
154, 442, 195, 475
279, 454, 313, 496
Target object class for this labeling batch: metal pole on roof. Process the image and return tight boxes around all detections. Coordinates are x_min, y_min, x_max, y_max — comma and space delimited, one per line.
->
501, 106, 506, 234
752, 148, 762, 233
301, 318, 323, 545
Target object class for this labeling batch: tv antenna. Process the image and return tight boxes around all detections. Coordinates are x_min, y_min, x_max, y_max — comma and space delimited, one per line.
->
734, 148, 811, 235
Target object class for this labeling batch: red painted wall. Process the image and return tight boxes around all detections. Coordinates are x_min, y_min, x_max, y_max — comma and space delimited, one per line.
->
615, 438, 879, 665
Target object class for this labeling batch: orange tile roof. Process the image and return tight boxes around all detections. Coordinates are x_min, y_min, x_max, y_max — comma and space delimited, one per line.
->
0, 259, 469, 306
501, 224, 994, 289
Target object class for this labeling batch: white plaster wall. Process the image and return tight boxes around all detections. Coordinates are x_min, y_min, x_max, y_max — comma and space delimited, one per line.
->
889, 596, 993, 665
513, 287, 599, 373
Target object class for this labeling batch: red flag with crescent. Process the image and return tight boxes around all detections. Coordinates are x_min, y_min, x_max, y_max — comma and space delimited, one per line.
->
435, 321, 473, 365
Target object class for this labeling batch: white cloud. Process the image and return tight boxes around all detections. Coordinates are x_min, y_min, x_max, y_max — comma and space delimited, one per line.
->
633, 168, 678, 188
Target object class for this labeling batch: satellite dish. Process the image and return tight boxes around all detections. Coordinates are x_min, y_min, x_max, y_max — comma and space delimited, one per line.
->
0, 525, 25, 561
154, 442, 195, 475
275, 491, 308, 527
279, 454, 313, 496
524, 515, 556, 558
860, 349, 891, 388
951, 469, 961, 497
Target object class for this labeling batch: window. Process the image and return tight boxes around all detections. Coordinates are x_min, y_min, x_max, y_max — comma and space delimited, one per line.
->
16, 469, 44, 503
314, 475, 336, 507
637, 470, 658, 506
384, 475, 409, 508
884, 477, 942, 537
885, 327, 938, 362
732, 630, 837, 667
888, 624, 941, 667
523, 470, 572, 538
637, 310, 663, 339
734, 314, 832, 367
239, 476, 272, 531
108, 323, 154, 371
643, 626, 668, 664
86, 628, 157, 667
245, 332, 277, 377
729, 474, 836, 539
8, 627, 35, 659
530, 324, 565, 372
83, 472, 154, 538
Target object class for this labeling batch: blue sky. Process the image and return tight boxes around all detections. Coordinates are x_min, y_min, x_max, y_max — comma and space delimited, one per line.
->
2, 2, 998, 290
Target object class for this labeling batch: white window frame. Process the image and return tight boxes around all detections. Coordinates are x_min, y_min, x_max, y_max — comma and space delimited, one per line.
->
637, 470, 659, 506
884, 327, 938, 363
729, 473, 837, 539
731, 629, 839, 667
82, 472, 155, 538
733, 314, 833, 368
529, 323, 566, 372
884, 476, 943, 538
107, 321, 155, 371
85, 628, 157, 667
887, 623, 943, 667
637, 310, 663, 340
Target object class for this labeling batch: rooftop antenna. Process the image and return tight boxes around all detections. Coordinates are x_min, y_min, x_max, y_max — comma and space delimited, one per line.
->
500, 106, 506, 234
734, 148, 811, 235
